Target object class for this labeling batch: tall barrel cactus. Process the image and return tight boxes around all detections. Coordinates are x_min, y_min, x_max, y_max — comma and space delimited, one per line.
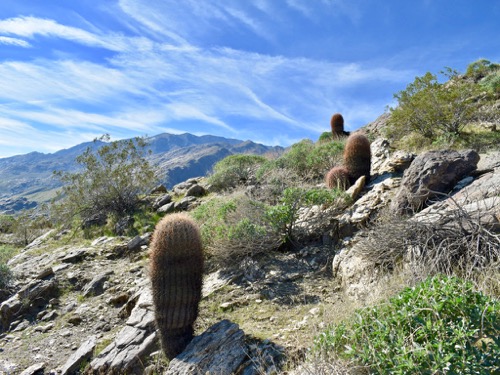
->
343, 133, 371, 184
149, 213, 204, 360
330, 113, 350, 138
325, 166, 351, 190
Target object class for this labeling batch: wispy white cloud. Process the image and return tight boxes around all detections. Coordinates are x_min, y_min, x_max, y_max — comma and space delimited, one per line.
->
0, 16, 153, 52
0, 35, 31, 47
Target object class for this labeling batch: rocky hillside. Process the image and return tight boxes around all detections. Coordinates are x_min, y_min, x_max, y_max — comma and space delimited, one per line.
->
0, 133, 282, 214
0, 127, 498, 373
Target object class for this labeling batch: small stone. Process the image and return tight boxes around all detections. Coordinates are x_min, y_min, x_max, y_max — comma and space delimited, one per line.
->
34, 323, 54, 333
67, 314, 83, 325
36, 267, 54, 279
309, 307, 320, 315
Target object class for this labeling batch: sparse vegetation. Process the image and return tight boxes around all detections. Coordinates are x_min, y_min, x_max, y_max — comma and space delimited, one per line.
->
2, 58, 499, 374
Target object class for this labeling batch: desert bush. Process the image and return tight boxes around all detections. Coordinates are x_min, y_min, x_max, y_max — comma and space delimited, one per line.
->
11, 210, 52, 246
0, 244, 17, 290
257, 139, 344, 182
465, 59, 500, 83
0, 215, 15, 233
387, 68, 484, 143
208, 154, 267, 191
264, 187, 348, 245
314, 275, 500, 374
318, 131, 333, 143
53, 135, 157, 229
191, 194, 278, 267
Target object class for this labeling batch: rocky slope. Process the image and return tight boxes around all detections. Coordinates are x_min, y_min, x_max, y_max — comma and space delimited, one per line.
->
0, 137, 499, 374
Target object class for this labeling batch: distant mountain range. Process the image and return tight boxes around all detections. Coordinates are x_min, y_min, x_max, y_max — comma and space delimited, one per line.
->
0, 133, 283, 213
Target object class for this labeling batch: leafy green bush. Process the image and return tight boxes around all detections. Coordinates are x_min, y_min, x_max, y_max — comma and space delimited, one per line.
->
53, 135, 156, 229
257, 139, 344, 182
265, 187, 347, 244
191, 195, 277, 267
318, 131, 333, 143
387, 69, 483, 144
480, 70, 500, 94
314, 275, 500, 374
466, 59, 500, 82
208, 154, 267, 191
0, 245, 18, 290
0, 215, 15, 233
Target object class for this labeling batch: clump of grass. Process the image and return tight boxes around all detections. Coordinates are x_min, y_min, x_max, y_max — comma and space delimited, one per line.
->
314, 275, 500, 374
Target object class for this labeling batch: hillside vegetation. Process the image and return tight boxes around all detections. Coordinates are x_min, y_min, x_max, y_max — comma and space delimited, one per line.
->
0, 59, 499, 374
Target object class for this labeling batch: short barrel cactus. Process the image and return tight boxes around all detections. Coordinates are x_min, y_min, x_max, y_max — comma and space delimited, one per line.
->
343, 133, 371, 184
325, 166, 351, 190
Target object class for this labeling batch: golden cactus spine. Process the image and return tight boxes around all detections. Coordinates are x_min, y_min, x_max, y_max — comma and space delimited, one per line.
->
343, 133, 371, 184
149, 213, 204, 360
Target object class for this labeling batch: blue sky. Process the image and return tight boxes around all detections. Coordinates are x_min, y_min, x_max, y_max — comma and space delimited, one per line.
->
0, 1, 499, 157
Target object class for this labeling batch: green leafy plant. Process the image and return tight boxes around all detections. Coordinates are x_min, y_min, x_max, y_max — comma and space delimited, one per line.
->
53, 135, 157, 230
208, 154, 267, 191
265, 187, 347, 244
0, 245, 18, 291
257, 140, 344, 182
387, 69, 484, 143
191, 196, 277, 266
314, 275, 500, 374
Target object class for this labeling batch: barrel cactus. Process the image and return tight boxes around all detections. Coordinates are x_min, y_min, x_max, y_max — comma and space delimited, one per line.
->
343, 133, 371, 184
330, 113, 350, 138
325, 166, 351, 190
149, 213, 204, 359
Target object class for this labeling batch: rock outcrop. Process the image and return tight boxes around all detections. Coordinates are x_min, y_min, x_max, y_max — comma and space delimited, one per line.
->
392, 149, 480, 214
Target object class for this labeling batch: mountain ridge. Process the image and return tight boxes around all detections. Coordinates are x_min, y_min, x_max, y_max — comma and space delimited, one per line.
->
0, 132, 283, 213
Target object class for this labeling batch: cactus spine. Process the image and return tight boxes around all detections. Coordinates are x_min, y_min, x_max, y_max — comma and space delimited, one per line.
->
343, 133, 371, 184
325, 166, 351, 190
149, 213, 204, 360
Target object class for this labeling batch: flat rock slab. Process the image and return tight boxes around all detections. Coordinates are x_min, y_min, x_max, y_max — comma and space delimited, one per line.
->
60, 336, 96, 375
88, 287, 157, 375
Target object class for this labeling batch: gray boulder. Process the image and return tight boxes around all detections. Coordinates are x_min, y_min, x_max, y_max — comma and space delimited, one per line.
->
392, 149, 479, 214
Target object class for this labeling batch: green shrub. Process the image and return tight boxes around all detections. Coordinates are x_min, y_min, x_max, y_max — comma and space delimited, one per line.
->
257, 139, 344, 182
0, 264, 13, 290
314, 275, 500, 374
466, 59, 500, 82
53, 134, 157, 229
318, 131, 333, 143
0, 245, 18, 290
208, 154, 267, 191
0, 215, 15, 233
265, 187, 347, 244
387, 69, 484, 143
480, 70, 500, 94
191, 195, 277, 267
